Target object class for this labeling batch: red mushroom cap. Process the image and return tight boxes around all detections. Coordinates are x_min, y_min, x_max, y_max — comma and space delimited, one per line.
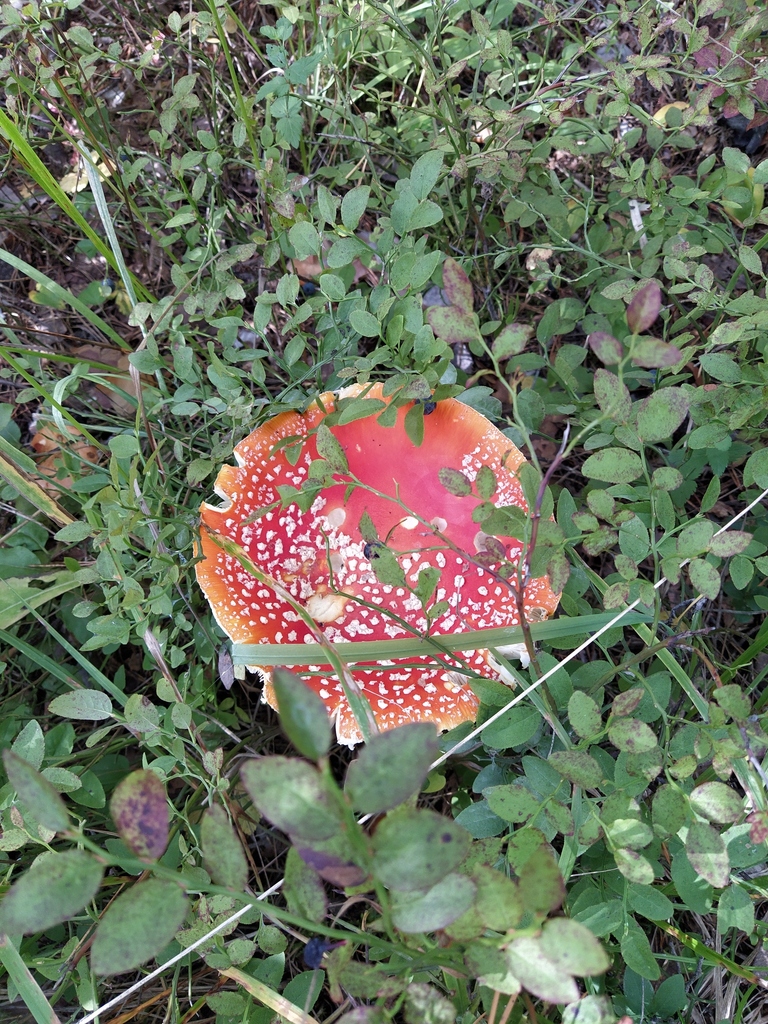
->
196, 383, 560, 745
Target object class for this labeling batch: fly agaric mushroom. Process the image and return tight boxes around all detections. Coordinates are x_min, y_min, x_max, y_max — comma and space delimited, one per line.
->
196, 383, 560, 746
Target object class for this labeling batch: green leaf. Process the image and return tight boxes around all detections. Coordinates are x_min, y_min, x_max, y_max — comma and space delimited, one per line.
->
409, 151, 444, 201
481, 705, 542, 749
730, 555, 754, 590
201, 804, 248, 891
709, 531, 752, 557
626, 280, 661, 333
110, 769, 169, 861
582, 448, 643, 484
608, 718, 658, 753
620, 916, 660, 980
314, 422, 349, 475
108, 434, 140, 459
272, 668, 331, 760
651, 975, 687, 1018
686, 820, 730, 888
326, 236, 368, 268
70, 768, 105, 809
717, 882, 754, 934
677, 519, 715, 557
55, 521, 94, 543
537, 299, 584, 343
391, 873, 476, 933
689, 782, 743, 824
403, 402, 424, 447
652, 785, 688, 837
548, 750, 604, 789
688, 558, 720, 600
345, 723, 438, 813
319, 273, 346, 301
744, 448, 768, 488
738, 244, 763, 275
240, 756, 343, 840
437, 467, 472, 497
0, 851, 103, 934
672, 850, 712, 913
518, 846, 565, 914
464, 945, 521, 996
341, 185, 370, 232
2, 750, 69, 833
484, 783, 540, 823
284, 847, 327, 923
636, 388, 689, 443
652, 466, 683, 491
454, 800, 507, 838
539, 917, 610, 975
472, 864, 525, 931
48, 689, 113, 721
493, 322, 531, 358
614, 848, 655, 885
288, 221, 320, 259
627, 882, 674, 921
124, 694, 161, 736
700, 353, 741, 383
285, 52, 322, 84
349, 309, 381, 338
91, 879, 189, 976
568, 691, 603, 739
405, 197, 442, 230
410, 250, 442, 290
11, 721, 44, 772
371, 807, 470, 892
505, 937, 579, 1003
593, 369, 631, 421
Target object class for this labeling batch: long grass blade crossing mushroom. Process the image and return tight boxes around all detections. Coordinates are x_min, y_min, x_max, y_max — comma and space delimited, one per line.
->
196, 383, 561, 746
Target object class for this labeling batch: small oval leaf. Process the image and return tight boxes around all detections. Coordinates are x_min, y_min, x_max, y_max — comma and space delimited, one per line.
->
110, 769, 169, 861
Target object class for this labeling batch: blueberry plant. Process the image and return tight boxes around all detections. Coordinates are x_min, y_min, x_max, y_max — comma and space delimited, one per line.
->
1, 0, 768, 1021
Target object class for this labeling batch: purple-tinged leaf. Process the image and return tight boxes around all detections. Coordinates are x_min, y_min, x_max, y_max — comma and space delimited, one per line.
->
440, 257, 474, 313
427, 305, 480, 345
588, 331, 623, 365
626, 280, 662, 334
690, 782, 743, 824
110, 769, 169, 861
631, 338, 683, 369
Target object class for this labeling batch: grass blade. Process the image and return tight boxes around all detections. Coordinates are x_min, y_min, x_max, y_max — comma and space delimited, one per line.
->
231, 611, 653, 665
0, 935, 62, 1024
0, 452, 75, 527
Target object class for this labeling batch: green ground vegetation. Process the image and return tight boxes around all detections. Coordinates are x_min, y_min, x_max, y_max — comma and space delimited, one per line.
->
1, 0, 768, 1022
